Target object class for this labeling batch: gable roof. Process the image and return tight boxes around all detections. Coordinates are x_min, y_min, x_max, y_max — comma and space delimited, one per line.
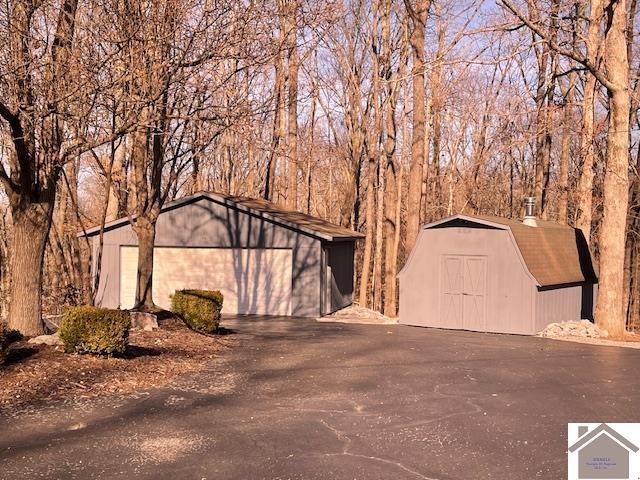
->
80, 191, 364, 242
569, 424, 639, 453
421, 214, 597, 287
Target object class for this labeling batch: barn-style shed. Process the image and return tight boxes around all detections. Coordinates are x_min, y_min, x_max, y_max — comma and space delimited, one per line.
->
82, 192, 363, 317
398, 214, 598, 335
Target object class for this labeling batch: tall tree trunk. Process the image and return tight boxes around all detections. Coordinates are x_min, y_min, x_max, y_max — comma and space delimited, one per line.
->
264, 48, 286, 201
404, 0, 430, 252
385, 162, 402, 317
359, 150, 376, 307
359, 1, 384, 308
419, 97, 432, 221
373, 156, 385, 312
595, 0, 630, 338
286, 2, 299, 210
108, 137, 129, 220
557, 70, 576, 224
130, 103, 163, 310
575, 0, 603, 241
531, 0, 559, 217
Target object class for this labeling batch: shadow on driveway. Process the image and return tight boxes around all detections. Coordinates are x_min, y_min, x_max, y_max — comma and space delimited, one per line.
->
1, 315, 640, 479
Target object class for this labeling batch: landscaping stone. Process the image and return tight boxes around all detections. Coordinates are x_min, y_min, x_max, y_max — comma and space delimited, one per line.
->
130, 312, 159, 331
538, 320, 608, 339
43, 315, 63, 333
28, 332, 63, 346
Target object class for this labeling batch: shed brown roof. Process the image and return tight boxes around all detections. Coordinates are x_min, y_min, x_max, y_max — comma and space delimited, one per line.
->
426, 214, 597, 287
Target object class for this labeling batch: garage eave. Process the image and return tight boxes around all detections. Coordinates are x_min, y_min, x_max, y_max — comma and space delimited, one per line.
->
78, 191, 363, 243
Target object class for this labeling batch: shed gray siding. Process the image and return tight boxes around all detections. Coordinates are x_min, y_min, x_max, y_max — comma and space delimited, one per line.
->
534, 284, 597, 331
399, 225, 536, 334
324, 241, 355, 314
91, 197, 324, 317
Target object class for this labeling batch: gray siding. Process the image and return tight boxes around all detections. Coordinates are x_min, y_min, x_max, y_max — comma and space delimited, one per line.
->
534, 283, 597, 331
324, 241, 355, 314
399, 225, 536, 334
91, 197, 327, 317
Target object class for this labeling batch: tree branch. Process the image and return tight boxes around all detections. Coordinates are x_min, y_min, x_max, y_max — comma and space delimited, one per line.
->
499, 0, 615, 91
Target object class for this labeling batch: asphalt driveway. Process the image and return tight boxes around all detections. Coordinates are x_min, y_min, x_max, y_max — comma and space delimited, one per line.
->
2, 316, 640, 479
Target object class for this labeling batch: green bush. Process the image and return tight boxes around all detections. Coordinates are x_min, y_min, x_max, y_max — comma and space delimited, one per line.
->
171, 289, 223, 334
59, 306, 131, 356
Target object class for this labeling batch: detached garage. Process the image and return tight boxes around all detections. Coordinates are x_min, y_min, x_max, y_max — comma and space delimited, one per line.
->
398, 212, 598, 335
83, 192, 363, 317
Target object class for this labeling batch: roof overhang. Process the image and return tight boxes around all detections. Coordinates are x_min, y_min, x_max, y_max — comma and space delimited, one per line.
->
78, 192, 363, 242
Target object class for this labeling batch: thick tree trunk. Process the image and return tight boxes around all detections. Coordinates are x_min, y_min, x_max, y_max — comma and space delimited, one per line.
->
404, 0, 430, 253
8, 199, 54, 335
595, 0, 630, 338
132, 217, 157, 310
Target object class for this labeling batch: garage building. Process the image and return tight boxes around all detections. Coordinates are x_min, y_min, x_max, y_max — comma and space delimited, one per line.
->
83, 192, 363, 317
398, 213, 598, 334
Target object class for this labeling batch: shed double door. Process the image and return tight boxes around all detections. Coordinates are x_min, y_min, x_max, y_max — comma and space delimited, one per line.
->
440, 255, 487, 331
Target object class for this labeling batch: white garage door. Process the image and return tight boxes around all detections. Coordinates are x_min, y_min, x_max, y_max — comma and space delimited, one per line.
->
119, 247, 293, 315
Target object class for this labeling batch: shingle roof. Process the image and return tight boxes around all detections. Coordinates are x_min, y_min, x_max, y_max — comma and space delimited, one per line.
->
81, 191, 364, 241
424, 214, 597, 287
217, 195, 364, 240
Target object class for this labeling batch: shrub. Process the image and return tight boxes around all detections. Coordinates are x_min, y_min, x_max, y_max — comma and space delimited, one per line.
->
171, 289, 223, 334
59, 306, 131, 356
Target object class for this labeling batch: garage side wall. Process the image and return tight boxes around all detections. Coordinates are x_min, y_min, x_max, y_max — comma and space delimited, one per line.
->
323, 241, 355, 314
90, 198, 323, 317
398, 226, 536, 334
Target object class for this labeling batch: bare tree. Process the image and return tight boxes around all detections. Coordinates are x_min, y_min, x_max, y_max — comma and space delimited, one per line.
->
501, 0, 632, 337
404, 0, 431, 253
0, 0, 80, 334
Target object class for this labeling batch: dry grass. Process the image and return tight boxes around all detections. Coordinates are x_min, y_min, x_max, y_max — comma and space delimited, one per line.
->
0, 318, 234, 411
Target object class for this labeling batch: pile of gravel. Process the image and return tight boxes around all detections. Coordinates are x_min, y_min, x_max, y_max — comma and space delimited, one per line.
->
538, 320, 608, 339
318, 304, 397, 325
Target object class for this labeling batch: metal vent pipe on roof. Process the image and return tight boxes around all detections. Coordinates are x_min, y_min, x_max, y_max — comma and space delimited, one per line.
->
523, 197, 538, 227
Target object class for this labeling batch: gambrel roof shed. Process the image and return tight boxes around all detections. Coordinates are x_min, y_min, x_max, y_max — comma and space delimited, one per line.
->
399, 214, 597, 335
